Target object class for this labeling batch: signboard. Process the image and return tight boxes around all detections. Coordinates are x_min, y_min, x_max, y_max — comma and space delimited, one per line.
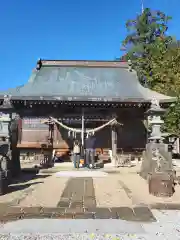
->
22, 118, 49, 130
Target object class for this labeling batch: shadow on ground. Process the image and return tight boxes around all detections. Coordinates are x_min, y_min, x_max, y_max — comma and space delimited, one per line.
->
5, 168, 51, 194
11, 168, 51, 185
8, 181, 43, 193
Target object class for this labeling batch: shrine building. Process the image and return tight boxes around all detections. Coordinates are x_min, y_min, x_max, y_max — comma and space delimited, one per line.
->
0, 59, 174, 165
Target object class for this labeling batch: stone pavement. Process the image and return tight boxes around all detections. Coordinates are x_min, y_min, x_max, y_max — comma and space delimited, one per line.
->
1, 167, 180, 223
0, 210, 180, 239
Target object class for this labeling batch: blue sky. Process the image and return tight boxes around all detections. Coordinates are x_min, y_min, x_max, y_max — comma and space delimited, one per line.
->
0, 0, 179, 90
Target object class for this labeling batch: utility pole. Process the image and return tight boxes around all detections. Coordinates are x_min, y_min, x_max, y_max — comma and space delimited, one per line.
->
141, 0, 144, 13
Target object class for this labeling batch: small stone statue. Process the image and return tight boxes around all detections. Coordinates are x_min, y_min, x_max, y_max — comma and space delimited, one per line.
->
151, 98, 160, 109
1, 95, 13, 109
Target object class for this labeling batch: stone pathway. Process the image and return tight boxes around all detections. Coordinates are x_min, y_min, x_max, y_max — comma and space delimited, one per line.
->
19, 175, 68, 207
2, 169, 180, 224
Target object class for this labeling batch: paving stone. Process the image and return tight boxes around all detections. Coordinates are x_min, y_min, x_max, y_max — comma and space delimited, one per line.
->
0, 213, 23, 222
71, 195, 83, 202
70, 201, 83, 208
58, 178, 84, 207
42, 207, 66, 214
0, 208, 23, 222
60, 179, 74, 199
84, 207, 97, 213
111, 207, 136, 221
84, 196, 96, 201
58, 177, 97, 211
66, 207, 84, 213
133, 206, 156, 222
94, 208, 112, 219
151, 203, 180, 210
5, 207, 22, 214
84, 178, 95, 197
74, 212, 94, 219
72, 193, 84, 200
59, 197, 70, 202
21, 207, 42, 214
23, 213, 53, 219
58, 213, 74, 219
83, 197, 96, 208
57, 200, 70, 208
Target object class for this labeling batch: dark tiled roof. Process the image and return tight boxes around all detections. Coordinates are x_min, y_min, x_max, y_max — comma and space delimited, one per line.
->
0, 60, 174, 102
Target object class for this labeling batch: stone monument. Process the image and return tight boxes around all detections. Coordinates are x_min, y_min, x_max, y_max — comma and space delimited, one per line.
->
140, 98, 176, 197
0, 95, 21, 192
0, 95, 14, 194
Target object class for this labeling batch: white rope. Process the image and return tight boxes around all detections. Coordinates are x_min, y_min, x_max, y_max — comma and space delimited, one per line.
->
50, 116, 118, 134
86, 118, 116, 133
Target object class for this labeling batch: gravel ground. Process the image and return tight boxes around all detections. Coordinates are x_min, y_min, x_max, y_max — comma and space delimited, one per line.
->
0, 233, 177, 240
0, 233, 151, 239
0, 210, 180, 239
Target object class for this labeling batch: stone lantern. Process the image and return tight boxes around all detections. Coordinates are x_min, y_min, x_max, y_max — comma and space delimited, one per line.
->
140, 98, 176, 197
146, 98, 166, 143
0, 95, 14, 194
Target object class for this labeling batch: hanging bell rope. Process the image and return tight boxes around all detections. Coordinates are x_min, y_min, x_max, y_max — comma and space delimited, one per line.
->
49, 117, 121, 134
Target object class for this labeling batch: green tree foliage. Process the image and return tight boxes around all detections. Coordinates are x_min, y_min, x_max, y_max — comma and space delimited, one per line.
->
122, 8, 172, 86
155, 46, 180, 135
122, 8, 180, 135
163, 97, 180, 135
150, 45, 180, 95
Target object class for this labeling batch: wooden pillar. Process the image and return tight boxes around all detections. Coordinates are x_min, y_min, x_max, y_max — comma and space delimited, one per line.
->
10, 114, 21, 177
81, 108, 85, 147
111, 126, 117, 166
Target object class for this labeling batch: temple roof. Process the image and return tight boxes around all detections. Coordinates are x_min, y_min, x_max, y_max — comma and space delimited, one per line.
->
0, 59, 174, 102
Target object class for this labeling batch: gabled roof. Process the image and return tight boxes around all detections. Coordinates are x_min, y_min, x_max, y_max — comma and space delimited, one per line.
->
0, 59, 174, 102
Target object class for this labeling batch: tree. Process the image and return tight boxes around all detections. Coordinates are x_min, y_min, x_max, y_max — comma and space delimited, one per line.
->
122, 8, 172, 87
150, 45, 180, 95
163, 97, 180, 136
121, 8, 180, 135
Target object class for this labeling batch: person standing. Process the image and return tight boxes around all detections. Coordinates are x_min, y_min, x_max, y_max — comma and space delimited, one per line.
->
72, 140, 81, 168
85, 133, 96, 169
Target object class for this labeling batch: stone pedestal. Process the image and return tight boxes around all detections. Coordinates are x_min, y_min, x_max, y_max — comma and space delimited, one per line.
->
0, 170, 8, 195
140, 142, 175, 197
140, 143, 172, 178
149, 172, 175, 197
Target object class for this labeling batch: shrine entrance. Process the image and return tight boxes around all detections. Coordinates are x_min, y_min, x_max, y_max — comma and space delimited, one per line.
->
51, 109, 120, 166
57, 120, 112, 151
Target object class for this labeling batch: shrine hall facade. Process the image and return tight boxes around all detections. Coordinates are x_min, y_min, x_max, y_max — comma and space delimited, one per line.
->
0, 60, 174, 162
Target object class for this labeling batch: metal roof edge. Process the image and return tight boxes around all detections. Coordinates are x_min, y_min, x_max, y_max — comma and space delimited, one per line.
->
28, 69, 38, 83
0, 95, 176, 103
39, 59, 129, 68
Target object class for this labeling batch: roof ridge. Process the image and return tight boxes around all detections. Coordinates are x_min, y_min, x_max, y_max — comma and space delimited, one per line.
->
41, 59, 127, 63
37, 59, 129, 68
